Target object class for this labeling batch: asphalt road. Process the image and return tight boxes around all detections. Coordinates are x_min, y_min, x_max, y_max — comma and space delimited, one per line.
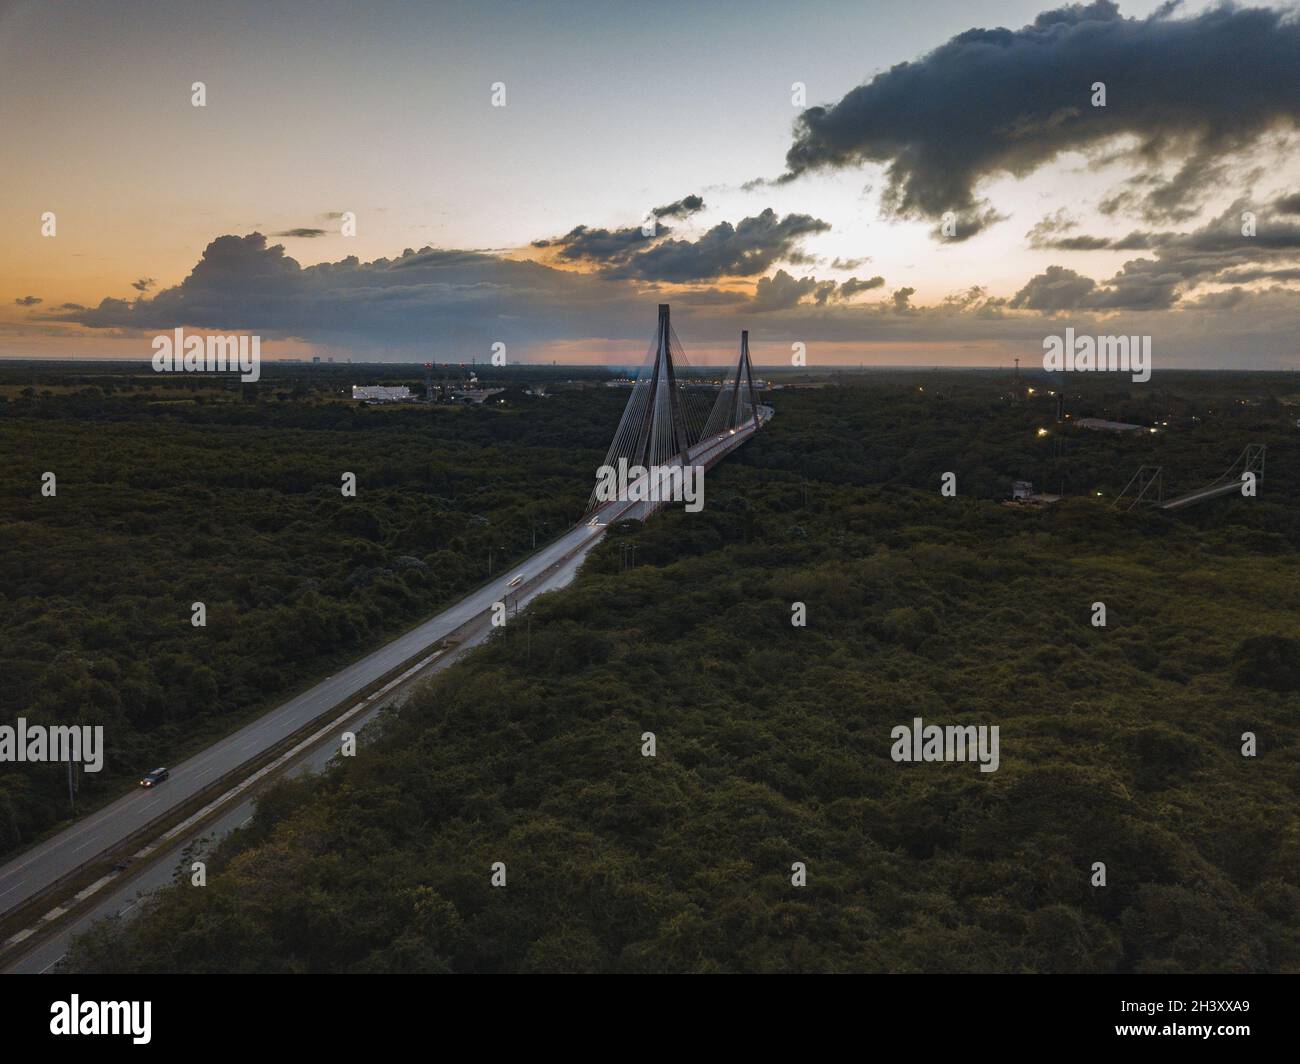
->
0, 414, 766, 923
5, 546, 591, 974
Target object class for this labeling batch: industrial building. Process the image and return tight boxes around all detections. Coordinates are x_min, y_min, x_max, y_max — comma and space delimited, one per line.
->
351, 385, 412, 402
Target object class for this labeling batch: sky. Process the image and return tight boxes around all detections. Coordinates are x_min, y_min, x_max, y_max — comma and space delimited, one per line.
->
3, 0, 1300, 367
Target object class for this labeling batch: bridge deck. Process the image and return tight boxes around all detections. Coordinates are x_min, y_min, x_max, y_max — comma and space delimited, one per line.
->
1162, 481, 1244, 510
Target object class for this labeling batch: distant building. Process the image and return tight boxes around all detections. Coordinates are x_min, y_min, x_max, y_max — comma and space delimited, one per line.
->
1073, 417, 1146, 433
351, 385, 411, 402
448, 387, 504, 404
1005, 479, 1062, 507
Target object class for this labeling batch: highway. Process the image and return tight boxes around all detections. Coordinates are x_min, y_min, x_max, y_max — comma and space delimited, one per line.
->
0, 411, 768, 930
4, 548, 591, 974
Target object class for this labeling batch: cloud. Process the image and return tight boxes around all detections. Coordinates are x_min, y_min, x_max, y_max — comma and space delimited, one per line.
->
536, 207, 830, 283
751, 270, 822, 312
1014, 193, 1300, 310
838, 275, 887, 298
14, 295, 42, 306
1011, 265, 1098, 310
273, 228, 329, 238
45, 227, 1300, 369
609, 209, 830, 282
131, 277, 155, 292
779, 2, 1300, 230
53, 233, 668, 352
1026, 209, 1111, 250
652, 194, 705, 220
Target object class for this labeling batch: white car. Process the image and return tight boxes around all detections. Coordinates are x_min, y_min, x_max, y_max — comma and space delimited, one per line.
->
507, 574, 524, 588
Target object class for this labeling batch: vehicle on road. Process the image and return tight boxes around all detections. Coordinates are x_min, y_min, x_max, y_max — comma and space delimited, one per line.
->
507, 574, 524, 587
138, 767, 170, 788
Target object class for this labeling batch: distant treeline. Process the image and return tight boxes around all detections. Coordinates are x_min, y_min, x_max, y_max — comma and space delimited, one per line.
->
0, 386, 612, 855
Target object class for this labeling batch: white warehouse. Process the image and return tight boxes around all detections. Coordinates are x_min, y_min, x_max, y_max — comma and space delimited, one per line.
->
351, 385, 412, 402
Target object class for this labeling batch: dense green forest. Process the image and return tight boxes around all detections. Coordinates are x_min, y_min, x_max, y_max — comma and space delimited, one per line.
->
22, 362, 1295, 972
0, 370, 606, 854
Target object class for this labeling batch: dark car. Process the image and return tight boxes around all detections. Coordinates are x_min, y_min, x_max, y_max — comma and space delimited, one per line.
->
138, 767, 170, 788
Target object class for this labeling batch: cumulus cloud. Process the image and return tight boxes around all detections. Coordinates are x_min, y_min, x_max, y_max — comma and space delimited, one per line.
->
54, 233, 655, 352
751, 270, 822, 312
1015, 193, 1300, 310
535, 207, 830, 283
779, 2, 1300, 231
1011, 265, 1098, 310
46, 224, 1300, 369
14, 295, 42, 306
131, 277, 155, 292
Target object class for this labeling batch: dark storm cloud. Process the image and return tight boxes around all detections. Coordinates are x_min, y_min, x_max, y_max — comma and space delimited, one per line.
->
779, 2, 1300, 229
537, 208, 830, 283
530, 194, 704, 264
54, 233, 657, 351
652, 194, 705, 220
532, 222, 655, 262
604, 209, 830, 282
14, 295, 42, 306
838, 275, 886, 298
1272, 192, 1300, 215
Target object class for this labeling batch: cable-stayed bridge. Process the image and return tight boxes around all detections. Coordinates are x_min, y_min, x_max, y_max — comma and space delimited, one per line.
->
587, 303, 771, 517
0, 304, 771, 958
1114, 444, 1266, 511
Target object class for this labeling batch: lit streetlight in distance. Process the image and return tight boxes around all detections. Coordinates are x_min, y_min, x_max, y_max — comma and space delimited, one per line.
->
1036, 427, 1049, 437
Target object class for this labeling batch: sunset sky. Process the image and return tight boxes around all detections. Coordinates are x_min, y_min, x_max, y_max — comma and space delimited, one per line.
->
4, 0, 1300, 367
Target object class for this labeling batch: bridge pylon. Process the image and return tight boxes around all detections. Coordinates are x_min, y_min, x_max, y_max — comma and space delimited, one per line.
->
587, 303, 714, 512
1113, 465, 1164, 510
704, 329, 760, 436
